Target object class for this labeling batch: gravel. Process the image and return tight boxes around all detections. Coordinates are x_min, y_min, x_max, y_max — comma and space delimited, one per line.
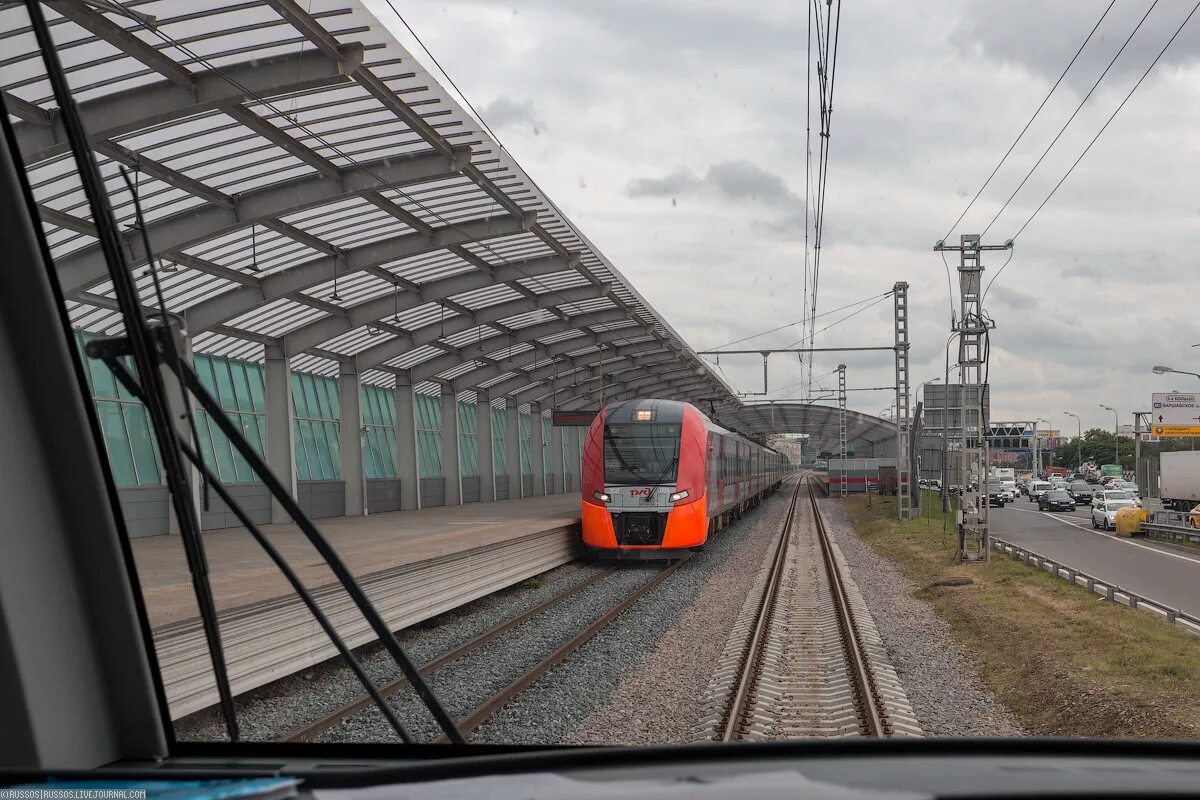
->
317, 563, 661, 743
817, 496, 1027, 737
174, 560, 607, 742
494, 487, 792, 745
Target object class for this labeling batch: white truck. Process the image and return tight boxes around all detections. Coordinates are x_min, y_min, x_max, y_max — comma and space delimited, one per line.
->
1160, 451, 1200, 511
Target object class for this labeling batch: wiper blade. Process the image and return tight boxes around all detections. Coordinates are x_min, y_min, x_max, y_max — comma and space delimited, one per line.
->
29, 0, 462, 743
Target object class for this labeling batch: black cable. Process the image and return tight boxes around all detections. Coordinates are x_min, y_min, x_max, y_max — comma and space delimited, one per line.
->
102, 359, 415, 744
25, 0, 241, 742
782, 291, 893, 350
981, 0, 1161, 237
702, 290, 893, 352
1012, 0, 1200, 242
802, 0, 813, 370
940, 0, 1116, 243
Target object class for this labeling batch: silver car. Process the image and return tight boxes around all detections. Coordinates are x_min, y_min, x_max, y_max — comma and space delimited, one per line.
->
1091, 498, 1134, 530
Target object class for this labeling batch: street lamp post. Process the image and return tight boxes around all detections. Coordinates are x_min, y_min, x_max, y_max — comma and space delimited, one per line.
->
1153, 365, 1200, 382
1100, 404, 1119, 467
1064, 412, 1082, 474
1036, 417, 1050, 475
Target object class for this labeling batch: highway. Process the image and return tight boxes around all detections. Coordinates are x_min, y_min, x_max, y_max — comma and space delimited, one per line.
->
991, 499, 1200, 618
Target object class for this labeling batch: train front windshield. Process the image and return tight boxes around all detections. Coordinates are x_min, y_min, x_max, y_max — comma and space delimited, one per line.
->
603, 423, 681, 485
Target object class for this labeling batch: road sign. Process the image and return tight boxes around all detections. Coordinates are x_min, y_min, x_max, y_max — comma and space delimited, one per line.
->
1151, 393, 1199, 427
1151, 425, 1200, 437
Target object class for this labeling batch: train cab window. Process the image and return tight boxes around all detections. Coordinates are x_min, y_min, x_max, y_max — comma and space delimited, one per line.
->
603, 423, 681, 484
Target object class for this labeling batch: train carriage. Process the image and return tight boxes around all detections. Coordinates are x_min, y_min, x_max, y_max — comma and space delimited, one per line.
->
581, 398, 788, 557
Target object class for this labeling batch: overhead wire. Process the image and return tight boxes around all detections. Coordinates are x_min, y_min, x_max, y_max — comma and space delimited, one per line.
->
703, 290, 895, 352
1009, 0, 1200, 243
980, 0, 1161, 238
98, 2, 651, 394
939, 0, 1117, 243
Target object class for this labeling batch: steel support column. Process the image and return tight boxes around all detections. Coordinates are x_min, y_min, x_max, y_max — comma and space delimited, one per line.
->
476, 390, 495, 502
530, 403, 547, 496
394, 381, 419, 511
567, 426, 581, 494
440, 390, 462, 506
550, 420, 564, 495
264, 344, 295, 523
338, 362, 364, 516
506, 401, 522, 499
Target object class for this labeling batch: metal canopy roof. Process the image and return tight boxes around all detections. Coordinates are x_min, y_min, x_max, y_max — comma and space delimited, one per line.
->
728, 402, 898, 455
1, 0, 897, 448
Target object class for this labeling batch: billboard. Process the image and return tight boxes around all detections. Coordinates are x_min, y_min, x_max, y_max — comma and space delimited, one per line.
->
1150, 392, 1200, 437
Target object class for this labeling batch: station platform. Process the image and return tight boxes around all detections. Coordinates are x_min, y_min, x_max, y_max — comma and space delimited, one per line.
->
133, 493, 582, 719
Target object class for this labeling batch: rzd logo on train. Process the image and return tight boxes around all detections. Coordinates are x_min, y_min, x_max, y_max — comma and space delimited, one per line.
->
629, 488, 653, 497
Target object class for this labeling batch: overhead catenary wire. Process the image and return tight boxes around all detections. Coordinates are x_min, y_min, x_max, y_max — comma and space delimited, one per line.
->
703, 290, 895, 353
980, 0, 1161, 238
940, 0, 1117, 244
1010, 0, 1200, 243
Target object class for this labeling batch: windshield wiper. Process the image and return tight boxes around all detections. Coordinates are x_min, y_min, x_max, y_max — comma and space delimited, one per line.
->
26, 0, 462, 744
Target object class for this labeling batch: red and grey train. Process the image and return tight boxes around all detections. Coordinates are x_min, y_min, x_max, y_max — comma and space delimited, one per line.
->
581, 398, 789, 557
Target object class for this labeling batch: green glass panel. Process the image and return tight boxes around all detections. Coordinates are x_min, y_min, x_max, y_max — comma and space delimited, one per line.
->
383, 428, 397, 476
324, 420, 341, 478
210, 416, 237, 483
73, 331, 95, 394
519, 413, 532, 475
381, 389, 395, 426
247, 363, 266, 413
417, 430, 442, 477
542, 416, 552, 472
122, 403, 161, 485
292, 420, 311, 480
298, 419, 321, 479
308, 418, 334, 479
327, 378, 340, 421
114, 357, 136, 401
302, 374, 322, 420
89, 354, 118, 399
212, 358, 237, 410
96, 402, 136, 485
230, 360, 254, 413
193, 411, 218, 475
291, 373, 309, 417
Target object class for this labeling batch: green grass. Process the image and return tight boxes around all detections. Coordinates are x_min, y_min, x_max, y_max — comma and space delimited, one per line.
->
845, 492, 1200, 739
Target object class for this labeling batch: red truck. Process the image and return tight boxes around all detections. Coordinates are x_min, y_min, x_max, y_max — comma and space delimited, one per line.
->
1044, 466, 1069, 478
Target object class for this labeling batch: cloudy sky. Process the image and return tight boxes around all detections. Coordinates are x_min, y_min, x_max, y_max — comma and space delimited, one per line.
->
368, 0, 1200, 434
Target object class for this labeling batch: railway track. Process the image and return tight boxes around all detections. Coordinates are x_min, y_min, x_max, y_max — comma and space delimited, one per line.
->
701, 476, 920, 740
284, 556, 690, 743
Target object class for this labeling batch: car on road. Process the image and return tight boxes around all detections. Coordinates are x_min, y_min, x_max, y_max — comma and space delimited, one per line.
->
1038, 490, 1076, 512
1092, 497, 1135, 530
1068, 482, 1094, 504
987, 482, 1008, 507
1027, 481, 1052, 502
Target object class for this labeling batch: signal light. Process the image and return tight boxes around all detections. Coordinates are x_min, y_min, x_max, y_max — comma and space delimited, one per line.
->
669, 489, 689, 502
593, 491, 611, 503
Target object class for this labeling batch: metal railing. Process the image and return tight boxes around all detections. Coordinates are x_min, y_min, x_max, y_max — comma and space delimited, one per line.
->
991, 538, 1200, 637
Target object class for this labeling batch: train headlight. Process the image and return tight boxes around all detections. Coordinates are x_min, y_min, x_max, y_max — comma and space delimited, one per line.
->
669, 489, 689, 502
593, 491, 611, 503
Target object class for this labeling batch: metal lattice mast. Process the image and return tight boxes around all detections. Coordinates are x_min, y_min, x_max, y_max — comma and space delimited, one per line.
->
894, 281, 912, 520
838, 363, 848, 498
934, 234, 1007, 562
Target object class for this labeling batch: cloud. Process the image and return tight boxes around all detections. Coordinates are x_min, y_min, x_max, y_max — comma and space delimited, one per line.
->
627, 160, 799, 205
382, 0, 1200, 433
479, 96, 545, 134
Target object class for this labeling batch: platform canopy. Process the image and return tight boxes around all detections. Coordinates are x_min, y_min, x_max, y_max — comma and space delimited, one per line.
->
723, 402, 898, 456
1, 0, 900, 447
2, 0, 742, 410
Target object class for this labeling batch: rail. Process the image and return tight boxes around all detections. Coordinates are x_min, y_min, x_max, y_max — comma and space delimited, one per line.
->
714, 475, 911, 739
